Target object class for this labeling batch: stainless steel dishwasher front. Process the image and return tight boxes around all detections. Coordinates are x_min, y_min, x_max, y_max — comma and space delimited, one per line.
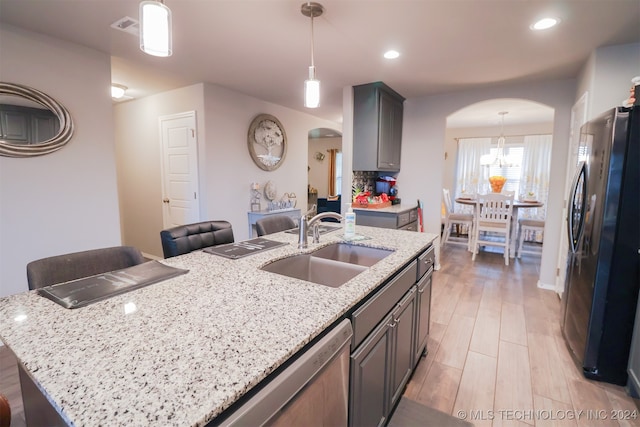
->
215, 318, 353, 426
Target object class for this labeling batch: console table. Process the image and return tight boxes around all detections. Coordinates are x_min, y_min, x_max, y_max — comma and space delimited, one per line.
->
247, 208, 301, 237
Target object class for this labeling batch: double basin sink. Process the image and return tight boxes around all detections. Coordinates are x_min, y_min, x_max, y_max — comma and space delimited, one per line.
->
261, 243, 393, 288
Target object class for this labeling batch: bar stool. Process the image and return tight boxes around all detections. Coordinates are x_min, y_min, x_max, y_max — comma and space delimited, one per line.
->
517, 218, 545, 257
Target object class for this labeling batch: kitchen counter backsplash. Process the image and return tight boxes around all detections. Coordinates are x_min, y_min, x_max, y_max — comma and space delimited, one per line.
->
0, 226, 436, 426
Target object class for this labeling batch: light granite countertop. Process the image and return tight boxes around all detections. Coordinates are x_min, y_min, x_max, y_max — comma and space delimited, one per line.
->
0, 226, 436, 426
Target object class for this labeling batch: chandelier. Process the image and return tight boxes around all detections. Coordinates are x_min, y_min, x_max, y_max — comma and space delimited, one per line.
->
480, 111, 518, 167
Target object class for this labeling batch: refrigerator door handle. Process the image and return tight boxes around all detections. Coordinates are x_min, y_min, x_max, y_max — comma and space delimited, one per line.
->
568, 162, 587, 253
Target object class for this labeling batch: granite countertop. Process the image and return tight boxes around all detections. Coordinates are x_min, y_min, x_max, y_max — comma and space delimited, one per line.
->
0, 226, 436, 426
351, 203, 418, 214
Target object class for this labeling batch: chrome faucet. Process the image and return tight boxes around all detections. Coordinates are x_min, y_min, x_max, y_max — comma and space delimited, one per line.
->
298, 211, 343, 249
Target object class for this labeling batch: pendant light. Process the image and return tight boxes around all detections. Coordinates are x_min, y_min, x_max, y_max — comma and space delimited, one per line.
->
139, 0, 173, 57
301, 2, 324, 108
481, 111, 517, 167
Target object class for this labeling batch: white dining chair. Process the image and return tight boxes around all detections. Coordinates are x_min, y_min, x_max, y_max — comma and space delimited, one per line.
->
441, 189, 474, 251
517, 218, 545, 257
471, 192, 515, 266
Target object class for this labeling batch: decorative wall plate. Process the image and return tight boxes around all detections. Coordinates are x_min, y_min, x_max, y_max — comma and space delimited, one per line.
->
264, 180, 277, 201
247, 114, 287, 171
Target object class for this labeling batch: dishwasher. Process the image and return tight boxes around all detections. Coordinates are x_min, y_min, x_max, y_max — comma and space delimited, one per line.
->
215, 319, 353, 426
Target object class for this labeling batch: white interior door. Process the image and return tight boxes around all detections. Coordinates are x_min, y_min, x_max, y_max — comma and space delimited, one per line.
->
556, 92, 588, 295
160, 111, 200, 229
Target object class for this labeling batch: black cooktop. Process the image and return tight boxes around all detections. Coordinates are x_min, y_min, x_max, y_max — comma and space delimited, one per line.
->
204, 238, 288, 259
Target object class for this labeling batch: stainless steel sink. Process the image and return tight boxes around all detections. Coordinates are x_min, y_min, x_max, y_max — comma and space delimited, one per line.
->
310, 243, 393, 267
260, 243, 393, 287
261, 255, 366, 288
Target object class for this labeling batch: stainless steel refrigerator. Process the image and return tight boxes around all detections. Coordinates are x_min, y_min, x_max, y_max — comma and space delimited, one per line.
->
561, 106, 640, 386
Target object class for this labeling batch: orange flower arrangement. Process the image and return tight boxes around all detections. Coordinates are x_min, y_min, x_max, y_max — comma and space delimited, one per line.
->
489, 176, 507, 193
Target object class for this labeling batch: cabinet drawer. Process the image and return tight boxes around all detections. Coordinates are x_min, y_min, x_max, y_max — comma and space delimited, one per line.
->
398, 221, 417, 232
417, 245, 435, 280
396, 208, 418, 228
351, 260, 417, 349
397, 211, 411, 228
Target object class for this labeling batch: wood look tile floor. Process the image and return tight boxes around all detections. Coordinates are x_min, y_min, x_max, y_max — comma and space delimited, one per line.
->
1, 243, 639, 427
404, 243, 640, 427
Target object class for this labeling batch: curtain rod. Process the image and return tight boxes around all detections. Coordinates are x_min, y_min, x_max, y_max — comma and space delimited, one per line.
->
454, 133, 552, 142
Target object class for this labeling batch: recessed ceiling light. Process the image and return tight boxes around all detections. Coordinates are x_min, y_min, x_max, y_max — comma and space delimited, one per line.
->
111, 84, 127, 99
384, 50, 400, 59
530, 17, 560, 31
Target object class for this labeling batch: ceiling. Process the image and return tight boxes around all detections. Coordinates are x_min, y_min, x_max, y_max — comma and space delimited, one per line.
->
1, 0, 639, 127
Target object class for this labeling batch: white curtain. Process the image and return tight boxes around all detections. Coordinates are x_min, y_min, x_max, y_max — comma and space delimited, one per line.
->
519, 134, 552, 242
519, 134, 552, 220
455, 138, 491, 213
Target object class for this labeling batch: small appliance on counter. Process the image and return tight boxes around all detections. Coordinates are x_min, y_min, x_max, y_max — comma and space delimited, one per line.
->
376, 176, 398, 202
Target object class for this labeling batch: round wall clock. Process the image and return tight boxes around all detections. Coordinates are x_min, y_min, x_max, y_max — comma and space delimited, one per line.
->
247, 114, 287, 171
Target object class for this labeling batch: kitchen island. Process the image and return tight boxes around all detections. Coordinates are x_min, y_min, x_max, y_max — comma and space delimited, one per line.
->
0, 226, 436, 426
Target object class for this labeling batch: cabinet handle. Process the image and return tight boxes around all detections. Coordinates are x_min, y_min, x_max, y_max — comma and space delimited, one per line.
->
418, 288, 425, 294
388, 321, 397, 329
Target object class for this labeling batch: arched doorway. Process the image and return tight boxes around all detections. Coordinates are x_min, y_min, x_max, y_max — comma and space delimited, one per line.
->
307, 127, 342, 215
444, 98, 555, 263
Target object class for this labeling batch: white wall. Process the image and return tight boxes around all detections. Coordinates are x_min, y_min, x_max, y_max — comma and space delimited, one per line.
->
0, 25, 121, 296
115, 82, 341, 256
201, 83, 341, 241
579, 42, 640, 119
399, 79, 576, 289
308, 137, 342, 198
114, 84, 205, 257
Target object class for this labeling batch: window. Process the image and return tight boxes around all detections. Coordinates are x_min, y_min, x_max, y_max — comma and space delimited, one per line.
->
488, 145, 524, 195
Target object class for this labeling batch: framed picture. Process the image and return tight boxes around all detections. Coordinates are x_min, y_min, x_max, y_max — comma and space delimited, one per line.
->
247, 114, 287, 171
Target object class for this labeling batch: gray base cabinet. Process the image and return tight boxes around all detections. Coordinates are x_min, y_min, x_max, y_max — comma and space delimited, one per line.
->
355, 206, 418, 231
349, 245, 434, 427
390, 288, 417, 405
350, 313, 394, 427
414, 271, 432, 366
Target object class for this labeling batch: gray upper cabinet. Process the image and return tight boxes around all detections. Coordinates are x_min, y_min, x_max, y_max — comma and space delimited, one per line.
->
0, 104, 59, 145
353, 82, 405, 172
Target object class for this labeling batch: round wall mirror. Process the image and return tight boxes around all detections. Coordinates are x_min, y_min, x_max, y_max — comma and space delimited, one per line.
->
0, 82, 74, 157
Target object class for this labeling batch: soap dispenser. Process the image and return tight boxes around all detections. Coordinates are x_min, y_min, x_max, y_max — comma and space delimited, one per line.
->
344, 204, 356, 238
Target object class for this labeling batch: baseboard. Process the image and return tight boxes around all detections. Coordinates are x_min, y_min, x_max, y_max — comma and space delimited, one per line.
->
537, 280, 555, 291
142, 252, 163, 261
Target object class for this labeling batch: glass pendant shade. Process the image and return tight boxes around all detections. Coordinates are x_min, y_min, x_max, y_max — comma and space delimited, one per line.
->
139, 1, 172, 57
304, 66, 320, 108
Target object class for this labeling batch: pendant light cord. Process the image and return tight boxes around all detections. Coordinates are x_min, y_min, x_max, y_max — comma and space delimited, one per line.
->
310, 6, 315, 70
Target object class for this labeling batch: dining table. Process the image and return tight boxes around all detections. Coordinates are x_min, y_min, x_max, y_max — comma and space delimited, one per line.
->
455, 196, 544, 258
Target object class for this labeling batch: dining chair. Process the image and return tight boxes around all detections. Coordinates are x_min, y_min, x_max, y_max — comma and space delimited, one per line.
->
471, 192, 514, 266
441, 189, 474, 250
160, 220, 234, 258
256, 215, 297, 236
517, 218, 545, 257
26, 246, 146, 290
